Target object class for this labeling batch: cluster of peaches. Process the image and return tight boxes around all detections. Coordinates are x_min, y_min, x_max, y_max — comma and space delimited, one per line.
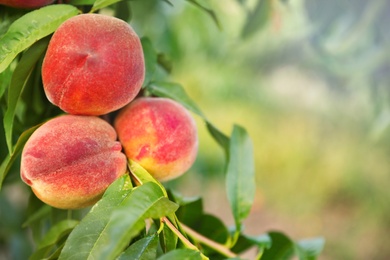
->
20, 14, 198, 209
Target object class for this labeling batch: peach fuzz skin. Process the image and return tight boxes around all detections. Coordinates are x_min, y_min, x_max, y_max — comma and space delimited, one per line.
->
114, 97, 198, 181
42, 13, 145, 116
20, 115, 127, 209
0, 0, 54, 8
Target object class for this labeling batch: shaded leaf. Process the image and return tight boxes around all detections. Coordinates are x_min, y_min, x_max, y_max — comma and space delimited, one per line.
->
261, 231, 295, 260
296, 237, 325, 260
118, 234, 158, 260
185, 0, 221, 30
226, 125, 255, 241
141, 37, 158, 87
4, 37, 50, 154
159, 223, 178, 253
30, 219, 79, 260
241, 0, 272, 39
0, 123, 41, 190
157, 248, 203, 260
68, 0, 95, 4
147, 82, 204, 117
0, 4, 79, 73
146, 82, 230, 153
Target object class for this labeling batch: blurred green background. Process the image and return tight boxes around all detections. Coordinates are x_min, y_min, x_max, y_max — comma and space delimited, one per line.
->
131, 0, 390, 259
1, 0, 390, 259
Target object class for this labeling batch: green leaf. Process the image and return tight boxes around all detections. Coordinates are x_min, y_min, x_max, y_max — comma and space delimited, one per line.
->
226, 125, 255, 240
0, 123, 41, 190
231, 233, 271, 254
96, 182, 178, 259
59, 182, 178, 260
3, 36, 50, 154
146, 82, 230, 153
296, 237, 325, 260
68, 0, 96, 4
22, 204, 51, 228
157, 248, 203, 260
261, 232, 295, 260
159, 222, 178, 253
0, 4, 80, 73
129, 159, 167, 196
0, 63, 12, 98
241, 0, 272, 39
175, 195, 203, 227
58, 175, 134, 260
90, 0, 124, 13
141, 37, 158, 87
206, 122, 230, 154
147, 82, 204, 117
30, 219, 79, 260
118, 234, 158, 260
185, 0, 221, 30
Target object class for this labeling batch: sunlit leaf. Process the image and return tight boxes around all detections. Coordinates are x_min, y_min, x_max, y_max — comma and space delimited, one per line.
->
89, 182, 178, 259
118, 234, 158, 260
0, 5, 79, 73
3, 37, 49, 154
0, 124, 41, 190
59, 181, 178, 260
226, 125, 255, 241
128, 159, 166, 196
157, 248, 203, 260
58, 175, 133, 260
296, 237, 325, 260
90, 0, 124, 13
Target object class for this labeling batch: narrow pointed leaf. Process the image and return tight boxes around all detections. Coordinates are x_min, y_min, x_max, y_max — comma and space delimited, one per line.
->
146, 82, 230, 153
226, 125, 255, 237
141, 37, 158, 87
241, 0, 272, 39
58, 175, 133, 260
4, 37, 49, 154
0, 4, 79, 73
147, 82, 204, 117
157, 248, 203, 260
89, 182, 178, 259
185, 0, 221, 30
118, 234, 158, 260
129, 159, 167, 196
30, 219, 79, 260
0, 123, 41, 190
91, 0, 123, 13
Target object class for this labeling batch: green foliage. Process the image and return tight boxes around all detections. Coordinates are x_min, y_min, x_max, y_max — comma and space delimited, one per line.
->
0, 1, 324, 259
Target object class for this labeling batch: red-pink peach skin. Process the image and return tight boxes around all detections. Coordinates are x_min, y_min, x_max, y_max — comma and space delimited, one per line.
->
114, 97, 198, 181
42, 13, 145, 116
20, 115, 127, 209
0, 0, 54, 8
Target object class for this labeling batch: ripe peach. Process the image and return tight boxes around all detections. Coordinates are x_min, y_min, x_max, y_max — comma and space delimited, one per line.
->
20, 115, 127, 209
42, 13, 145, 116
0, 0, 54, 8
114, 97, 198, 181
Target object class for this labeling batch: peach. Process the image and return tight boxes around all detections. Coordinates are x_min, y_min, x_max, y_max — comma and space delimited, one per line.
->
0, 0, 54, 8
20, 115, 127, 209
114, 97, 198, 181
42, 13, 145, 116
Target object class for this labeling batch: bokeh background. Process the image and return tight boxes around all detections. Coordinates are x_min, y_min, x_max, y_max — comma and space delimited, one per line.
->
1, 0, 390, 259
130, 0, 390, 259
